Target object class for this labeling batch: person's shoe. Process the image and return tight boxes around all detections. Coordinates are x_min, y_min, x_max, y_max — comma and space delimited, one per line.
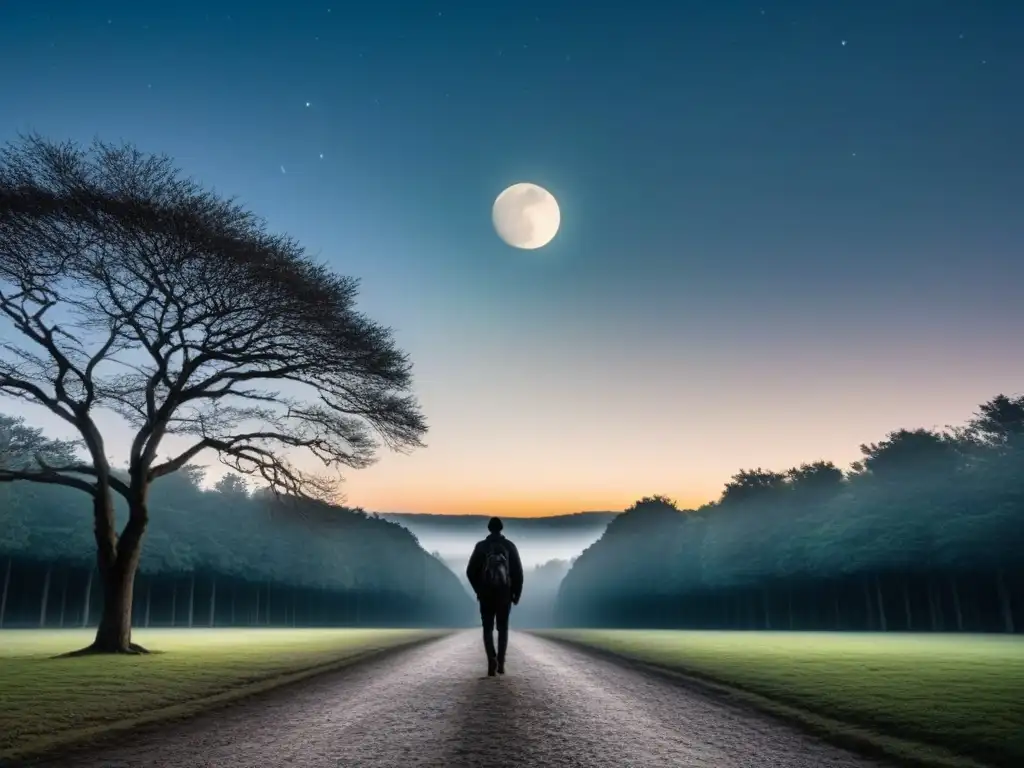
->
496, 659, 505, 675
487, 658, 497, 676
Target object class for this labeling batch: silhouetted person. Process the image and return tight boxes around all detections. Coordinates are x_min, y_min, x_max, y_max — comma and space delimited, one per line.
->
466, 517, 523, 676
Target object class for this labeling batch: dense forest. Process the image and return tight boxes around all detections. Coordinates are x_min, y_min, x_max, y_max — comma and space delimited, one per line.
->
557, 394, 1024, 633
0, 415, 474, 630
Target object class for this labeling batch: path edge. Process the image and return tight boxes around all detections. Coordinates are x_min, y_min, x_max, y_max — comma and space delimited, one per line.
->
3, 631, 451, 766
534, 632, 998, 768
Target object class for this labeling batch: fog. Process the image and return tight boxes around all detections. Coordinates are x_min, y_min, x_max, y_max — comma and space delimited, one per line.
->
407, 531, 605, 571
383, 512, 615, 626
383, 512, 614, 569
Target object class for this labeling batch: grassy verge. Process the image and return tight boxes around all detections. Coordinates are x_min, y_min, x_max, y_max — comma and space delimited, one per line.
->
0, 627, 446, 762
541, 630, 1023, 768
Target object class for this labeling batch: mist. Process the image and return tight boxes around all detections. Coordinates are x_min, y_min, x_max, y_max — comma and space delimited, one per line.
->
383, 512, 615, 627
0, 421, 475, 631
384, 512, 613, 568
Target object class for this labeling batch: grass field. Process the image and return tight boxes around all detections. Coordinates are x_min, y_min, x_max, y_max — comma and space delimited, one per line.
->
0, 627, 445, 761
543, 630, 1024, 768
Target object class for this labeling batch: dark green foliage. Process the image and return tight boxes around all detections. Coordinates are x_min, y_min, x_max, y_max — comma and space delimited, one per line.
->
0, 459, 474, 628
557, 395, 1024, 632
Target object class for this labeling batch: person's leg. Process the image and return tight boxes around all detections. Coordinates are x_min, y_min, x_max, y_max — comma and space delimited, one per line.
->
496, 599, 511, 673
480, 600, 498, 674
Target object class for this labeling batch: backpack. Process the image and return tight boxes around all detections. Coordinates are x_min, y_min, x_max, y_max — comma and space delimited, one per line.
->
480, 540, 510, 593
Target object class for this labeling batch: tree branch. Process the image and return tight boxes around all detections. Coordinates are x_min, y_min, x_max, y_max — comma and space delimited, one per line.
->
149, 438, 213, 479
0, 467, 96, 494
0, 369, 78, 427
1, 133, 427, 503
34, 454, 131, 499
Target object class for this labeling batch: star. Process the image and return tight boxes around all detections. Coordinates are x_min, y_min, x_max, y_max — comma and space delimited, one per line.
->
319, 153, 324, 159
280, 165, 287, 174
305, 101, 311, 107
841, 40, 847, 46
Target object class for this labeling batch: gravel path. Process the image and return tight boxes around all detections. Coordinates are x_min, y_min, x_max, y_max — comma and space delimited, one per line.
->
37, 631, 885, 767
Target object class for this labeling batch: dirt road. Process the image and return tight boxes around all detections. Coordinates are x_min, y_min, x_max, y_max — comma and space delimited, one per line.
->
36, 631, 884, 767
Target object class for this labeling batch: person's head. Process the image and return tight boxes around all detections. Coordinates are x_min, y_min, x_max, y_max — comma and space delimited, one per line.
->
487, 516, 503, 534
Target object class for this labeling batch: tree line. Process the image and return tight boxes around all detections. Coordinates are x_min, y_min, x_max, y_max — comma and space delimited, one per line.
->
1, 414, 473, 630
556, 394, 1023, 633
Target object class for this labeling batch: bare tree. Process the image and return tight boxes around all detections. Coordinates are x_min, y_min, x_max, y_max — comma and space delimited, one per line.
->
0, 135, 427, 653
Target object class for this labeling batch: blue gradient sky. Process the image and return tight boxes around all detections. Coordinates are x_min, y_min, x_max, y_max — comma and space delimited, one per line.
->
2, 1, 1023, 515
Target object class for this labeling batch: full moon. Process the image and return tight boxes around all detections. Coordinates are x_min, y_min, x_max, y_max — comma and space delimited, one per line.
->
492, 182, 561, 249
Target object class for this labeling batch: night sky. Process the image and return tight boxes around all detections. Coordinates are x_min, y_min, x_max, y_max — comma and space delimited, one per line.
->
3, 2, 1022, 515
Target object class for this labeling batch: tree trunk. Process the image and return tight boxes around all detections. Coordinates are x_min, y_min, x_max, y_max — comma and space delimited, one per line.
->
59, 570, 68, 627
187, 573, 195, 628
996, 570, 1015, 634
89, 492, 148, 654
0, 556, 11, 628
874, 576, 887, 632
927, 579, 941, 631
93, 557, 142, 651
949, 575, 963, 631
254, 583, 261, 625
230, 585, 236, 626
144, 582, 152, 628
39, 563, 52, 627
82, 568, 94, 627
862, 580, 874, 630
208, 576, 217, 627
170, 581, 177, 627
901, 580, 912, 630
266, 582, 271, 625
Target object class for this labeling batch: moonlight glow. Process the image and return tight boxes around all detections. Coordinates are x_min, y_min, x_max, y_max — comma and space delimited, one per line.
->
492, 183, 561, 249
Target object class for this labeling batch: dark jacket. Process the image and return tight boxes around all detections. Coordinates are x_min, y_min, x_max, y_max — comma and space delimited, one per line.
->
466, 532, 524, 603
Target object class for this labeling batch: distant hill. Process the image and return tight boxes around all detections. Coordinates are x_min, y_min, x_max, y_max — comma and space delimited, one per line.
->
381, 511, 617, 572
382, 511, 617, 531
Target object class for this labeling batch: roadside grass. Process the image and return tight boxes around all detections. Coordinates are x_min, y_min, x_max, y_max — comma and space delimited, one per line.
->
0, 627, 445, 761
542, 630, 1023, 768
